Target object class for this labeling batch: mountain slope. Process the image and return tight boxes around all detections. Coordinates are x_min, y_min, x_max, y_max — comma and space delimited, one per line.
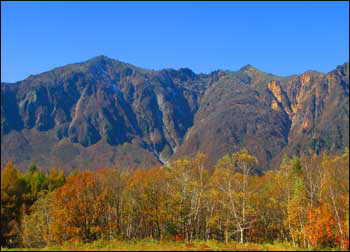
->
1, 56, 348, 172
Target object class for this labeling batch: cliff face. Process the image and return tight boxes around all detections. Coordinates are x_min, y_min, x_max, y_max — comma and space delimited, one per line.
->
281, 64, 349, 158
1, 56, 348, 172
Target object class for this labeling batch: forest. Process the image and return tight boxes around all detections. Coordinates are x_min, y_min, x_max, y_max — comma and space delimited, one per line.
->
1, 148, 349, 250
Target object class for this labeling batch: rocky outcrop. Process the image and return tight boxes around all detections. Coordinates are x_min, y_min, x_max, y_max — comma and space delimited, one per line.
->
264, 63, 349, 165
267, 80, 293, 115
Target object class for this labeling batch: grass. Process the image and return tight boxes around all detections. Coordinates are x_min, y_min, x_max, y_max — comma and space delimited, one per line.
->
1, 239, 335, 251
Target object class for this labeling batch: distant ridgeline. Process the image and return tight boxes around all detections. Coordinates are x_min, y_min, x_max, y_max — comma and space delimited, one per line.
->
1, 55, 349, 172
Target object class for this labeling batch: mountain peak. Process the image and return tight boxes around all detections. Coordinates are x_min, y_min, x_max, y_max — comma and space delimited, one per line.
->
87, 55, 114, 64
239, 64, 259, 72
82, 55, 150, 73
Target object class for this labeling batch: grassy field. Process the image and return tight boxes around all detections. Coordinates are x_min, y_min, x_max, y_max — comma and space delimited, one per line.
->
1, 239, 337, 251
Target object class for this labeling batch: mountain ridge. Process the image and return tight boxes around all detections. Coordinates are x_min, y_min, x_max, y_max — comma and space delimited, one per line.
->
4, 55, 347, 85
1, 56, 349, 173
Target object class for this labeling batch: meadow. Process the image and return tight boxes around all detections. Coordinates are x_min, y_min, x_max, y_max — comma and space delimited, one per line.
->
1, 239, 325, 251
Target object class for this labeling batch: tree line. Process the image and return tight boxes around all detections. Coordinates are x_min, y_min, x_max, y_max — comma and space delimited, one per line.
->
1, 148, 349, 250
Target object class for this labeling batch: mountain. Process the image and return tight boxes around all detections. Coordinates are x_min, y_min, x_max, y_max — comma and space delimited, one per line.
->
1, 56, 349, 173
174, 63, 349, 169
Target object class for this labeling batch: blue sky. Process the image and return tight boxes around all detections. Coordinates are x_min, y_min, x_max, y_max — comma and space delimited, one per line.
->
1, 1, 349, 82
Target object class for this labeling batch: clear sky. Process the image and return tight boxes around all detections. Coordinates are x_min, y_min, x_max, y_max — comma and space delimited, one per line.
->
1, 1, 349, 82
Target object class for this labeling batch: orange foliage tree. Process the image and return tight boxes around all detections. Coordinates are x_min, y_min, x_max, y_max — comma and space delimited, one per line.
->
49, 171, 116, 243
305, 203, 338, 248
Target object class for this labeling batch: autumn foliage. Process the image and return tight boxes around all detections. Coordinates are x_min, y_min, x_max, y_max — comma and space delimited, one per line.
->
1, 148, 349, 250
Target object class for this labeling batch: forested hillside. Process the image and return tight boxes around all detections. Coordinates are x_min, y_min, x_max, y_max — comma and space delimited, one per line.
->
1, 149, 348, 250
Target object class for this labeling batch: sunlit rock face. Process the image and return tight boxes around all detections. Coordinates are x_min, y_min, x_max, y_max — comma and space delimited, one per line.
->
1, 56, 348, 172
